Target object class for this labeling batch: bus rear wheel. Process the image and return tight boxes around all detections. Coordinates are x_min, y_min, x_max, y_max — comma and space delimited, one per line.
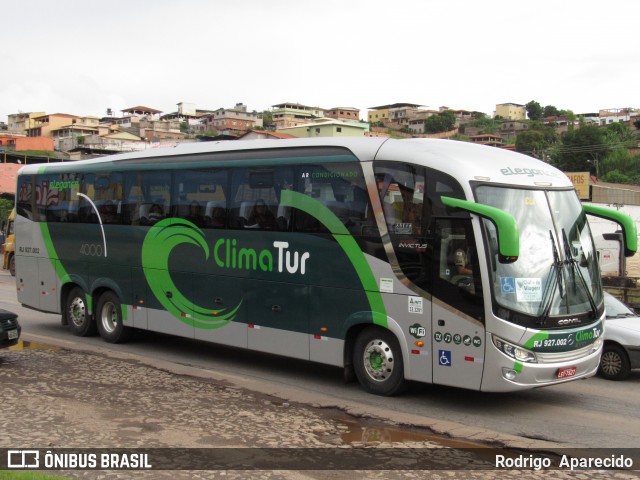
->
353, 327, 407, 396
65, 287, 96, 337
9, 255, 15, 276
96, 291, 132, 343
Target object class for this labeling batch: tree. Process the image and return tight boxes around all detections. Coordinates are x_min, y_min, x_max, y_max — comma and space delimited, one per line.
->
515, 122, 557, 158
261, 111, 273, 128
601, 169, 631, 184
604, 122, 635, 146
515, 130, 546, 157
543, 105, 560, 117
525, 101, 544, 121
0, 198, 12, 225
424, 110, 456, 133
550, 124, 606, 173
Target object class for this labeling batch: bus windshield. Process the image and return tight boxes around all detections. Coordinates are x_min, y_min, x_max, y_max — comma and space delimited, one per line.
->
476, 186, 602, 321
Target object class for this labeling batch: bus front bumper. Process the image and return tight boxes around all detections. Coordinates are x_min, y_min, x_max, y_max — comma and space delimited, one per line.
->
481, 340, 602, 392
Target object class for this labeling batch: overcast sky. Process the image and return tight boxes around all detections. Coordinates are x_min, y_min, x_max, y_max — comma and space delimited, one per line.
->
1, 0, 638, 121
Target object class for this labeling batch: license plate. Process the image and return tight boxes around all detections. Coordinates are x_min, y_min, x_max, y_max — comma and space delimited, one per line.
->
7, 329, 18, 340
557, 366, 577, 379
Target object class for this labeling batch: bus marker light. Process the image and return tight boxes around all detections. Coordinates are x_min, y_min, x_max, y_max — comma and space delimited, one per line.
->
411, 349, 420, 355
320, 327, 328, 332
414, 341, 424, 348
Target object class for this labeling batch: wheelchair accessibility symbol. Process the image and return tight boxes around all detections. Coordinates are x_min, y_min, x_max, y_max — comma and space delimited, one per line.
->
439, 350, 451, 367
501, 277, 515, 294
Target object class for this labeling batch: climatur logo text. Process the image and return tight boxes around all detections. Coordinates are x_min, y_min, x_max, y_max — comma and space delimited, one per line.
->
141, 219, 311, 329
213, 238, 310, 274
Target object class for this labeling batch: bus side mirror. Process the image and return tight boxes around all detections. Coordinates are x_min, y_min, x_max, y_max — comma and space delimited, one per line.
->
583, 204, 637, 258
441, 196, 519, 263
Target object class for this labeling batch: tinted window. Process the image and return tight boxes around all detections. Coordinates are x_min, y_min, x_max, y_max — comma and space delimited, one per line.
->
295, 162, 374, 235
372, 161, 484, 321
230, 167, 294, 231
172, 169, 228, 229
123, 171, 171, 226
16, 175, 33, 220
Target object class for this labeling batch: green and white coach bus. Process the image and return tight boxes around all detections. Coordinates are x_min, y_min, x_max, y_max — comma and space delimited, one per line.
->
14, 137, 637, 394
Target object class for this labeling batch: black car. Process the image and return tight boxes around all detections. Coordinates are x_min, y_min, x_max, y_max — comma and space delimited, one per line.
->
0, 309, 20, 348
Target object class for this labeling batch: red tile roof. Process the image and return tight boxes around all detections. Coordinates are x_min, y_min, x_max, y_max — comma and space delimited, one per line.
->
0, 163, 22, 194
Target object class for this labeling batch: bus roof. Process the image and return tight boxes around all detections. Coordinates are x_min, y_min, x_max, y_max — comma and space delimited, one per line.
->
20, 137, 572, 189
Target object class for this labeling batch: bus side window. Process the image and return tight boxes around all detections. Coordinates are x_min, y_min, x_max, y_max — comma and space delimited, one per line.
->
125, 171, 170, 226
230, 167, 293, 231
16, 175, 34, 220
172, 168, 228, 229
295, 162, 371, 235
93, 173, 123, 225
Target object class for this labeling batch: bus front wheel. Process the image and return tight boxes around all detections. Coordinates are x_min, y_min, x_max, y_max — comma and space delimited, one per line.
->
65, 287, 96, 337
96, 291, 132, 344
353, 327, 407, 396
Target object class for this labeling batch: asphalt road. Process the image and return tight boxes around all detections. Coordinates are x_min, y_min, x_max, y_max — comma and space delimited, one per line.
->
1, 269, 639, 450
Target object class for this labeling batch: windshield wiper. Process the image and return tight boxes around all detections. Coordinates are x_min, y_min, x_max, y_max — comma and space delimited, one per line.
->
562, 228, 598, 318
539, 230, 564, 326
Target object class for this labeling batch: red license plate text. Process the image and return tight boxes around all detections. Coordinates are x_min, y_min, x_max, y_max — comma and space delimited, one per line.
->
557, 366, 577, 379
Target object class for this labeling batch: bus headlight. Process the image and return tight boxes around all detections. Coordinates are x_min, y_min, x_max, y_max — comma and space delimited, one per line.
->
492, 335, 537, 363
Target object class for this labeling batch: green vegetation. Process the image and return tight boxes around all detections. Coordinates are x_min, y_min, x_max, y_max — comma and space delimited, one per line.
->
260, 110, 273, 127
424, 110, 456, 133
0, 198, 13, 224
515, 121, 557, 158
548, 122, 640, 182
465, 113, 504, 134
507, 100, 640, 185
5, 150, 58, 159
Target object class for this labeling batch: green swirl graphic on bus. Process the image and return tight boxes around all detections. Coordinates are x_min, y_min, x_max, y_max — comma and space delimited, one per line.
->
141, 219, 241, 329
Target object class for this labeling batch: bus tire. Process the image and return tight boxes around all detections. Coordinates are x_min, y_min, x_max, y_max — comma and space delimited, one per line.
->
96, 291, 132, 343
65, 287, 96, 337
9, 255, 15, 277
599, 343, 630, 380
353, 327, 407, 396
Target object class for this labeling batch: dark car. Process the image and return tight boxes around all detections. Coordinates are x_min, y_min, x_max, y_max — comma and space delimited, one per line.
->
0, 309, 20, 348
600, 293, 640, 380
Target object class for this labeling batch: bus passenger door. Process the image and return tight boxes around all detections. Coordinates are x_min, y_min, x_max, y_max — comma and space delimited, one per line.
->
431, 219, 485, 390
